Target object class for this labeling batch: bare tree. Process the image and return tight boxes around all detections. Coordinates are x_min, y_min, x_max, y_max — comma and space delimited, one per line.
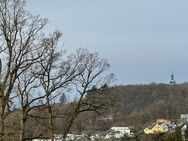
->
38, 32, 86, 141
0, 0, 48, 140
0, 1, 115, 141
62, 48, 114, 139
16, 68, 47, 141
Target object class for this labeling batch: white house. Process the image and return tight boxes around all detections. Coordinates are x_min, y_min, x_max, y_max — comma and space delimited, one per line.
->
105, 127, 134, 139
32, 134, 84, 141
111, 127, 132, 136
181, 114, 188, 123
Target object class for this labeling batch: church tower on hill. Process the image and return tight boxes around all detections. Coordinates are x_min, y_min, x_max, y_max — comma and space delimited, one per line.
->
169, 73, 176, 85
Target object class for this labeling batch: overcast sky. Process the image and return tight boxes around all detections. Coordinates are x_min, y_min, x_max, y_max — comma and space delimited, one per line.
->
27, 0, 188, 85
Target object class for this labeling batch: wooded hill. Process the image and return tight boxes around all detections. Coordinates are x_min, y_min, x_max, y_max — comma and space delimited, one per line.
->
108, 83, 188, 125
4, 83, 188, 140
27, 83, 188, 136
71, 83, 188, 133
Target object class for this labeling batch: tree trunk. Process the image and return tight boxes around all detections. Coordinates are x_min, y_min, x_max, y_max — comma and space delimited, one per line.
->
63, 108, 80, 140
63, 114, 77, 140
47, 96, 54, 141
0, 100, 5, 141
19, 114, 26, 141
49, 108, 54, 141
0, 83, 5, 141
63, 97, 82, 140
0, 115, 5, 141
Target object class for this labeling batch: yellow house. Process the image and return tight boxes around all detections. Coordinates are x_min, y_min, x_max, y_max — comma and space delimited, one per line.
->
144, 123, 166, 134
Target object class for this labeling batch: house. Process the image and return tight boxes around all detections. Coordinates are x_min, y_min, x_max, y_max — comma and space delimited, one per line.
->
157, 119, 171, 125
144, 119, 177, 135
105, 127, 134, 139
32, 134, 77, 141
181, 114, 188, 123
144, 123, 166, 134
110, 127, 132, 135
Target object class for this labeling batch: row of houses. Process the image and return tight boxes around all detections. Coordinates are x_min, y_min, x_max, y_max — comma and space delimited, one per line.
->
32, 127, 134, 141
33, 114, 188, 141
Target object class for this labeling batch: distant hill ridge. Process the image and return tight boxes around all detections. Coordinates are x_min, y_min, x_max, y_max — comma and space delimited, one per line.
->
108, 83, 188, 126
